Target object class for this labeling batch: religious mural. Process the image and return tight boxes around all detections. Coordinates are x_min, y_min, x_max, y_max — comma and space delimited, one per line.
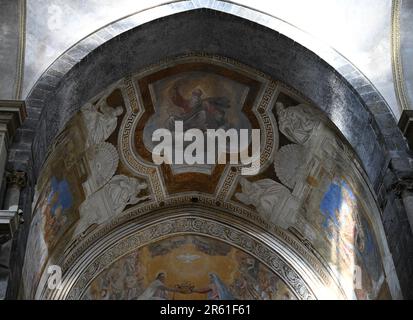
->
22, 89, 150, 298
235, 95, 386, 299
142, 69, 252, 175
22, 55, 393, 300
143, 71, 251, 141
308, 178, 383, 299
82, 235, 296, 300
22, 113, 86, 298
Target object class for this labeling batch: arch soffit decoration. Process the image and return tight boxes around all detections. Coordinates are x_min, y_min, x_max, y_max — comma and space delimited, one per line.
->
30, 53, 401, 301
19, 3, 406, 301
22, 2, 408, 192
39, 209, 342, 300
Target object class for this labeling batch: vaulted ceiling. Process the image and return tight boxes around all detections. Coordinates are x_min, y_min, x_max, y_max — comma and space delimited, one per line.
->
1, 0, 411, 118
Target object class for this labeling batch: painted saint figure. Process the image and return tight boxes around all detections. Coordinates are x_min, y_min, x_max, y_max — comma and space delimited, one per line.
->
81, 100, 123, 146
191, 273, 234, 300
106, 175, 150, 215
235, 177, 298, 229
74, 175, 150, 237
165, 83, 230, 132
137, 272, 186, 300
275, 102, 319, 145
44, 177, 73, 248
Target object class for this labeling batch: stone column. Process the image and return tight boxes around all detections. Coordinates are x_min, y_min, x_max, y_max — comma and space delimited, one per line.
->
0, 101, 25, 242
0, 171, 25, 298
402, 189, 413, 232
0, 100, 26, 299
399, 110, 413, 150
4, 171, 26, 211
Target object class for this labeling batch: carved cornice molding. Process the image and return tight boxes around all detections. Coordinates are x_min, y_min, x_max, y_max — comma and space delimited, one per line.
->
0, 210, 22, 244
0, 100, 26, 147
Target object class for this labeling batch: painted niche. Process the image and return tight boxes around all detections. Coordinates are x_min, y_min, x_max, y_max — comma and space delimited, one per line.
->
83, 235, 296, 300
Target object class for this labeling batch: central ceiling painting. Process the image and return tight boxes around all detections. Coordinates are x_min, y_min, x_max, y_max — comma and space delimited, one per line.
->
131, 61, 269, 194
142, 69, 252, 175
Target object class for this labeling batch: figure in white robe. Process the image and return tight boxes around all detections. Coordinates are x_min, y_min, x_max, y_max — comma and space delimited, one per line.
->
137, 272, 183, 300
235, 177, 298, 229
106, 175, 150, 215
74, 175, 150, 237
192, 273, 234, 300
275, 102, 319, 145
81, 101, 123, 146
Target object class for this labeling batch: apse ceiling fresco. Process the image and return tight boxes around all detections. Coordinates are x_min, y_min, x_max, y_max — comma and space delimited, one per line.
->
22, 54, 392, 300
82, 235, 297, 300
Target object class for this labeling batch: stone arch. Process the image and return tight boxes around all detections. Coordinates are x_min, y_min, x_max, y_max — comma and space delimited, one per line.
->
19, 52, 403, 300
16, 5, 407, 188
37, 208, 343, 300
10, 5, 411, 300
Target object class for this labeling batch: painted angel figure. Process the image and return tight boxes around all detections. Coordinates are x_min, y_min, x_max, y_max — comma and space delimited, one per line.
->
81, 100, 123, 146
275, 102, 319, 145
106, 175, 150, 215
235, 177, 298, 229
165, 83, 230, 132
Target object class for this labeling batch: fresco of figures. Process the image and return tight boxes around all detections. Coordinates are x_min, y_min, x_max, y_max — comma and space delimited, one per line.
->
234, 95, 386, 299
22, 88, 151, 298
22, 57, 392, 300
83, 235, 296, 300
143, 71, 251, 149
142, 71, 252, 174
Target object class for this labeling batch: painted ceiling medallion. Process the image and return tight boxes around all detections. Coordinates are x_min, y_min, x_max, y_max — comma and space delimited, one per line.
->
118, 55, 279, 201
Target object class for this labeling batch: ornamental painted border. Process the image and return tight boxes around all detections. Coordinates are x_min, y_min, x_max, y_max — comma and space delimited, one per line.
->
42, 215, 319, 300
117, 53, 280, 202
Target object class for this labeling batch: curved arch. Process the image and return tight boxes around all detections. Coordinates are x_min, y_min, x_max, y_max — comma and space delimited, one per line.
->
26, 0, 395, 119
12, 4, 410, 300
18, 4, 408, 190
20, 52, 403, 300
35, 208, 345, 300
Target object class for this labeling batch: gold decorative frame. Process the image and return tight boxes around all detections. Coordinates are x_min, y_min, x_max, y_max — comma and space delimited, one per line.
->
118, 54, 280, 203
